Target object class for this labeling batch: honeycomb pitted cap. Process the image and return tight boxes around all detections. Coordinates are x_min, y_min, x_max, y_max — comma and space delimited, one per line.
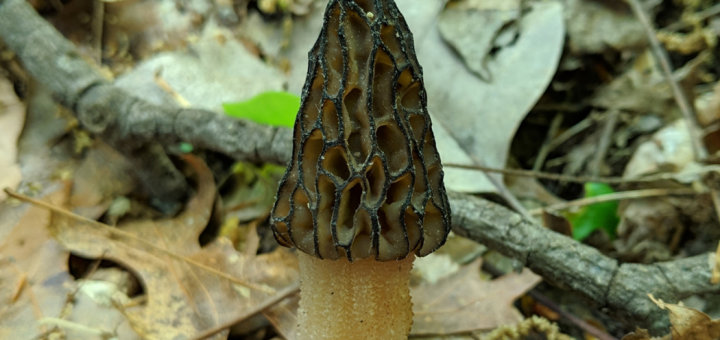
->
270, 0, 451, 262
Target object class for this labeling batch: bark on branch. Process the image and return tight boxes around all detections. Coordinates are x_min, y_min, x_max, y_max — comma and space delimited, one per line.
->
0, 0, 716, 334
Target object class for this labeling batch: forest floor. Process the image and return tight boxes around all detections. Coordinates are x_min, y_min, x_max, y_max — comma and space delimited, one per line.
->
2, 0, 720, 339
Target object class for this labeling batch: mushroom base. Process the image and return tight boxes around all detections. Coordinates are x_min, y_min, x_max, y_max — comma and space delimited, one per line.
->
297, 252, 415, 340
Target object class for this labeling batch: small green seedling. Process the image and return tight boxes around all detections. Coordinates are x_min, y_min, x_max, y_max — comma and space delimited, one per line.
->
223, 91, 300, 128
178, 142, 194, 153
565, 182, 620, 241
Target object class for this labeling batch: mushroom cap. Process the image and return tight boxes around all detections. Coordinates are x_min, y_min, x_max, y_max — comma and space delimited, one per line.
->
271, 0, 451, 262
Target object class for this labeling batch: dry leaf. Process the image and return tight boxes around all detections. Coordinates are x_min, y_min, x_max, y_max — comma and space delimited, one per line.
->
0, 188, 75, 340
263, 293, 300, 340
70, 141, 137, 218
412, 253, 461, 285
563, 0, 647, 54
0, 77, 25, 201
623, 119, 694, 179
64, 279, 142, 340
592, 50, 708, 114
652, 295, 720, 340
622, 296, 720, 340
505, 172, 565, 207
288, 0, 316, 15
430, 111, 496, 193
241, 0, 503, 194
698, 81, 720, 127
622, 328, 654, 340
657, 29, 713, 55
541, 211, 573, 237
614, 198, 680, 263
115, 23, 286, 113
410, 259, 542, 336
438, 0, 520, 80
416, 0, 565, 183
49, 156, 299, 340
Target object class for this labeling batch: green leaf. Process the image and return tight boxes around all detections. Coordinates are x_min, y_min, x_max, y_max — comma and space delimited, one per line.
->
178, 142, 194, 153
565, 182, 620, 241
223, 92, 301, 128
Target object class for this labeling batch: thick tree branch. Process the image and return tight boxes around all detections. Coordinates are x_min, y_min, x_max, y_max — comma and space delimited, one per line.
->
450, 192, 716, 333
0, 0, 717, 334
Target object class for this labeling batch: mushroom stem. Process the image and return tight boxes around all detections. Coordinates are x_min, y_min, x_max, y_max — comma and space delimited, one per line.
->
297, 252, 415, 340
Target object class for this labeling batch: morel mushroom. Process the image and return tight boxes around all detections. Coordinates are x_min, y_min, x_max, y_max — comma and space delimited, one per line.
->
270, 0, 451, 339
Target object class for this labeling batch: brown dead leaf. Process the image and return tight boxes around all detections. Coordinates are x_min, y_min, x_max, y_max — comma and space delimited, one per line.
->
541, 211, 573, 237
0, 77, 25, 201
412, 253, 461, 285
47, 155, 299, 340
624, 119, 694, 179
288, 0, 315, 15
438, 0, 520, 81
64, 279, 142, 340
652, 295, 720, 340
622, 328, 655, 340
0, 188, 75, 340
592, 50, 708, 115
420, 0, 565, 182
70, 141, 137, 218
263, 293, 300, 340
564, 0, 647, 54
622, 296, 720, 340
699, 81, 720, 127
410, 259, 542, 336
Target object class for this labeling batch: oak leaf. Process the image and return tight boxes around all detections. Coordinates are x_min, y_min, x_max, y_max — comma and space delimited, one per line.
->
0, 188, 75, 339
48, 156, 299, 340
622, 295, 720, 340
410, 258, 542, 336
0, 77, 25, 201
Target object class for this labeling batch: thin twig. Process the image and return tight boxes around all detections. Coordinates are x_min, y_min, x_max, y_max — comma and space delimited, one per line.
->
443, 163, 720, 184
627, 0, 708, 160
528, 292, 619, 340
710, 191, 720, 284
437, 116, 534, 221
187, 282, 301, 340
91, 0, 104, 64
153, 69, 191, 107
470, 154, 534, 221
3, 188, 274, 294
590, 109, 619, 178
629, 0, 720, 286
529, 188, 699, 215
39, 318, 113, 338
481, 262, 618, 340
7, 262, 46, 333
80, 250, 106, 280
546, 116, 595, 153
122, 295, 147, 309
10, 272, 26, 302
533, 113, 564, 172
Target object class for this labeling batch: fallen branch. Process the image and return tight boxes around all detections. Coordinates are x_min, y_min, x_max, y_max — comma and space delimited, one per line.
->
450, 192, 716, 334
0, 0, 293, 166
627, 0, 720, 297
0, 0, 717, 335
528, 188, 699, 215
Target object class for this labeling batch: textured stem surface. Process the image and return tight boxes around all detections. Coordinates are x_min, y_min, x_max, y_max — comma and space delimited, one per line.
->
297, 252, 414, 340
